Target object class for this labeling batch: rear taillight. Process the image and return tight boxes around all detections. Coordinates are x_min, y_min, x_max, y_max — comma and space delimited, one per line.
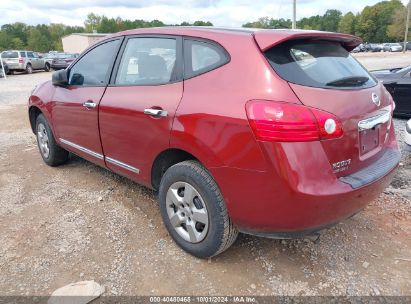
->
19, 58, 24, 64
246, 100, 343, 142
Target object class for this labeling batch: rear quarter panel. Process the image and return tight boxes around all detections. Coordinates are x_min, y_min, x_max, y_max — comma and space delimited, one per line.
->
171, 32, 300, 171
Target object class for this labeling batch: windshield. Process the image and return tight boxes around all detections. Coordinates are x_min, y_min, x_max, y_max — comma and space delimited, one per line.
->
1, 51, 18, 58
265, 40, 376, 89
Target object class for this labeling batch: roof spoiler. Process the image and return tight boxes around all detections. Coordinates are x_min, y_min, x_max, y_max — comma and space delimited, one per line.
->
253, 30, 362, 52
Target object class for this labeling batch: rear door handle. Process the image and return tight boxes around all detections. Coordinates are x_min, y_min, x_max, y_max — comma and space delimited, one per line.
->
83, 101, 96, 109
144, 108, 168, 117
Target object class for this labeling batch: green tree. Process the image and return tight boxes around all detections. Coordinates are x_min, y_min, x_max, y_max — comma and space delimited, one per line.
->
387, 6, 410, 41
11, 37, 24, 49
338, 12, 356, 34
243, 17, 291, 29
356, 0, 404, 42
84, 13, 102, 32
321, 9, 342, 32
297, 15, 322, 30
0, 31, 13, 51
27, 28, 51, 52
193, 21, 213, 26
98, 16, 119, 33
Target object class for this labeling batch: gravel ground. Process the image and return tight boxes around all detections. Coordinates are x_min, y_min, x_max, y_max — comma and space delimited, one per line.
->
0, 54, 410, 297
353, 51, 411, 70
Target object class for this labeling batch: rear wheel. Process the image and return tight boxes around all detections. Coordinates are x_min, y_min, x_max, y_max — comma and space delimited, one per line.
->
159, 160, 238, 258
25, 64, 33, 74
44, 63, 50, 72
35, 114, 69, 166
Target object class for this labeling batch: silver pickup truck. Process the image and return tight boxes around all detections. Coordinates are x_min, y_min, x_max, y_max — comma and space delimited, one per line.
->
1, 50, 50, 74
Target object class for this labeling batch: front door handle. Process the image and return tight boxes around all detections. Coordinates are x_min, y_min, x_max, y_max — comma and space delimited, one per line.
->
83, 101, 96, 109
144, 108, 168, 117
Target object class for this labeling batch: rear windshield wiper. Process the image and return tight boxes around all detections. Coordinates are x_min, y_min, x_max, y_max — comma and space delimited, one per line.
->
326, 76, 369, 87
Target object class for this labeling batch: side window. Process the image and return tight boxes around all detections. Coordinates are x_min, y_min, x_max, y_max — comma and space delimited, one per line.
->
20, 52, 26, 58
27, 52, 34, 58
115, 37, 177, 86
184, 39, 229, 79
69, 39, 121, 86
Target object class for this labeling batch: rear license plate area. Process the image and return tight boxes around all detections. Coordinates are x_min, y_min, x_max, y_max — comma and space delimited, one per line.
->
359, 126, 380, 155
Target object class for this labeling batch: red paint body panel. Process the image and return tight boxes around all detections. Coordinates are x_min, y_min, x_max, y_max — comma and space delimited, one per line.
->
289, 83, 395, 177
210, 124, 398, 232
99, 83, 183, 186
253, 30, 362, 52
51, 86, 106, 166
28, 27, 400, 236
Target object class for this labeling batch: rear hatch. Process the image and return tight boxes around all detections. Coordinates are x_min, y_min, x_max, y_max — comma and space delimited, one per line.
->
1, 51, 20, 67
260, 34, 393, 176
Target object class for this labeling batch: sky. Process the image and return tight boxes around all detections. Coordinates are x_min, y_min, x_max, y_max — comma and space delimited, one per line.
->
1, 0, 410, 27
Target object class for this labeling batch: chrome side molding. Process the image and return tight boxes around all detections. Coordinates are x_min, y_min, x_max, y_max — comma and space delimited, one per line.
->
59, 138, 104, 160
105, 157, 140, 174
59, 138, 140, 174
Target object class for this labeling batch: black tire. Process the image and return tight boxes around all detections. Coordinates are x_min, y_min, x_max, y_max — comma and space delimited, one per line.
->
44, 63, 50, 72
35, 114, 69, 166
25, 64, 33, 74
159, 160, 238, 258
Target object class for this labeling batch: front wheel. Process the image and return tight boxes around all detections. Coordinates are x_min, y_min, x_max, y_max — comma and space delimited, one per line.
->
159, 160, 238, 258
35, 114, 69, 166
44, 63, 50, 72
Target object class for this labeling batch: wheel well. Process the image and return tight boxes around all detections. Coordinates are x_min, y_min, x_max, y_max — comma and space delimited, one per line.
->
151, 149, 198, 191
29, 106, 42, 133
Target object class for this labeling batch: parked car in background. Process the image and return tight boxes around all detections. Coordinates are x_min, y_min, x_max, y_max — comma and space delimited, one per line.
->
1, 50, 50, 74
0, 61, 9, 77
368, 43, 383, 52
351, 43, 367, 53
43, 53, 57, 66
405, 119, 411, 151
407, 42, 411, 51
351, 46, 361, 53
51, 53, 79, 70
382, 43, 403, 52
29, 28, 399, 258
371, 65, 411, 117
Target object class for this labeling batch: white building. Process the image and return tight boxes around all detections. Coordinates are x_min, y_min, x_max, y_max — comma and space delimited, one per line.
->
62, 33, 108, 53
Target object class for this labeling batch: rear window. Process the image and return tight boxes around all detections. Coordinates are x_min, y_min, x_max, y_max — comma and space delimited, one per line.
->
184, 39, 229, 79
2, 51, 18, 58
265, 40, 376, 89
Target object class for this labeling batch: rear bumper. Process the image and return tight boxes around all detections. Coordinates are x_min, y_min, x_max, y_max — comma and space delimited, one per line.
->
339, 149, 400, 188
51, 64, 68, 69
210, 143, 399, 235
7, 63, 24, 70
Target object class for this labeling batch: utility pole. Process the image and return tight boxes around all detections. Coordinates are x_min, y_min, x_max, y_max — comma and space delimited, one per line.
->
404, 0, 410, 53
292, 0, 297, 29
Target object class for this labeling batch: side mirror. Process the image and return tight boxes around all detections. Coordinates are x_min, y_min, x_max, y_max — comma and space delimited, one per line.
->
70, 73, 84, 86
52, 69, 69, 86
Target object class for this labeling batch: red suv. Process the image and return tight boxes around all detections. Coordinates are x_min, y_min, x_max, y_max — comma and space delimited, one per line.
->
28, 28, 400, 258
